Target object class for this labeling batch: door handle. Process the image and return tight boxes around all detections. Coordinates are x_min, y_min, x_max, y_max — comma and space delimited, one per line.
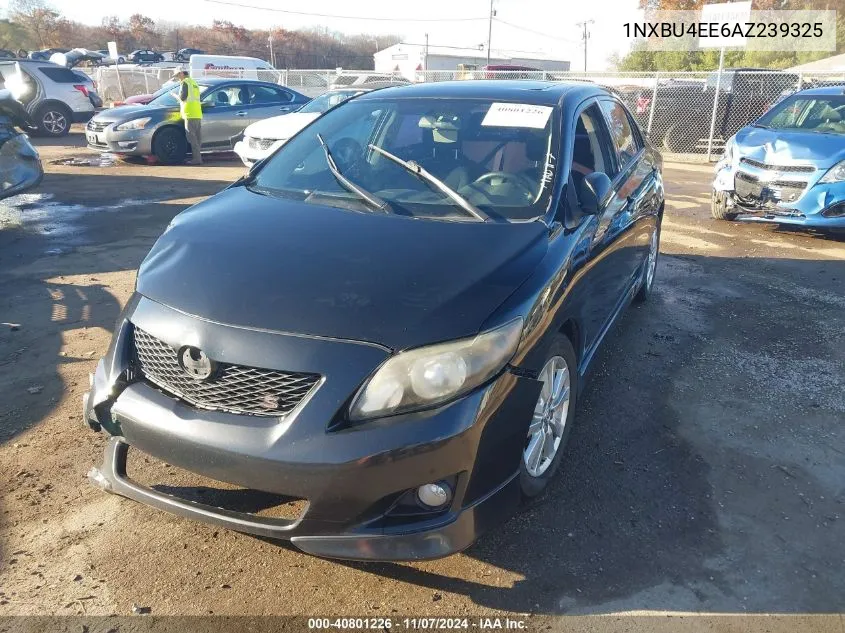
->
235, 111, 247, 117
279, 106, 291, 111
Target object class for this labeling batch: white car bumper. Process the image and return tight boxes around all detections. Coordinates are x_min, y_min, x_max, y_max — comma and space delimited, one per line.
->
233, 138, 286, 168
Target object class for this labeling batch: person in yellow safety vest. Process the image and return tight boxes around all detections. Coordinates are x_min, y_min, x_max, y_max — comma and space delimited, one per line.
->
172, 69, 203, 165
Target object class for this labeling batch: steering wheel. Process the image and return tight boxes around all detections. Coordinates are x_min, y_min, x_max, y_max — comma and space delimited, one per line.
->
331, 137, 364, 170
472, 171, 536, 201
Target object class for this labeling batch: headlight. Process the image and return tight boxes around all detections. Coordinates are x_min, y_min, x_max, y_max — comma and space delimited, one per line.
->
349, 318, 524, 420
113, 117, 152, 131
820, 160, 845, 184
719, 136, 736, 166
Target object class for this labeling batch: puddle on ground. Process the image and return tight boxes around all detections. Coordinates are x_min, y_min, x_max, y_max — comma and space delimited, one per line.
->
0, 192, 165, 254
49, 154, 118, 168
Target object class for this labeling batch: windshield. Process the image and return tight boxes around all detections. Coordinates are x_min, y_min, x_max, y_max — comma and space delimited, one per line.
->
250, 98, 558, 222
148, 83, 210, 107
299, 90, 363, 114
757, 95, 845, 133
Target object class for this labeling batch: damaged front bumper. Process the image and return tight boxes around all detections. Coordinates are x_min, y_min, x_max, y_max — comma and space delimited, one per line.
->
713, 161, 845, 229
82, 294, 541, 561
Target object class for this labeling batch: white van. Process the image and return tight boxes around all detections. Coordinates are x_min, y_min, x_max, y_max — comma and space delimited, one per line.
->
188, 55, 280, 83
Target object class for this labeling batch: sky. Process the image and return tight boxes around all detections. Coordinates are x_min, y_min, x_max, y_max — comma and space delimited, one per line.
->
1, 0, 642, 70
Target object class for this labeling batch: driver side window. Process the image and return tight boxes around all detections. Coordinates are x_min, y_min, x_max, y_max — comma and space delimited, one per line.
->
571, 104, 614, 202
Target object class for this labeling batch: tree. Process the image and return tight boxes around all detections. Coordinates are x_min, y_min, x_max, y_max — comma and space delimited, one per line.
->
9, 0, 62, 48
128, 14, 156, 47
0, 18, 33, 50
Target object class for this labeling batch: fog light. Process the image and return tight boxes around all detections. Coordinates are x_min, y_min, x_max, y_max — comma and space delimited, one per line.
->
416, 482, 452, 509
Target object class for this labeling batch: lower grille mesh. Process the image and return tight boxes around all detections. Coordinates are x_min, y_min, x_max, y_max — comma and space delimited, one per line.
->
132, 327, 321, 417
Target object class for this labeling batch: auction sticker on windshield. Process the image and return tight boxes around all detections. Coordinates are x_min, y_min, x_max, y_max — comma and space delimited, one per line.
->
482, 103, 554, 129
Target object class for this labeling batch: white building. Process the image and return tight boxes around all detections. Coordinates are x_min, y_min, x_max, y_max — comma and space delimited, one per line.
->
374, 43, 570, 80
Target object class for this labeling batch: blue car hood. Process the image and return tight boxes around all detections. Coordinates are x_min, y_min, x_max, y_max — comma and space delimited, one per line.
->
735, 126, 845, 168
136, 187, 548, 351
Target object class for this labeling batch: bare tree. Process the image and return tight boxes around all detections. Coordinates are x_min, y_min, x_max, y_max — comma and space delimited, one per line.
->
9, 0, 62, 48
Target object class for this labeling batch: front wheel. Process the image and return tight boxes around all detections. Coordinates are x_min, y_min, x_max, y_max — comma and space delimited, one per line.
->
519, 335, 578, 499
711, 190, 738, 221
151, 127, 187, 164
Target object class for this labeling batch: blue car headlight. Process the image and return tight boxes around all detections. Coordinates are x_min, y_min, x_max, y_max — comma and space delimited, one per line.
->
819, 160, 845, 184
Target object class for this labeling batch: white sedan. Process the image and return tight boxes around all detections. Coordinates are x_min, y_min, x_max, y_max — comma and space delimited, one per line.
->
234, 84, 402, 168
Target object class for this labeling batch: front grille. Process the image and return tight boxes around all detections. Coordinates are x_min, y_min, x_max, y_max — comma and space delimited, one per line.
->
132, 327, 321, 417
87, 120, 108, 132
739, 158, 816, 173
735, 171, 806, 205
249, 137, 277, 151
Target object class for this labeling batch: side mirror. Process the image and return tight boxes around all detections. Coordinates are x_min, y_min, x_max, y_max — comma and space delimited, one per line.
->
579, 172, 613, 214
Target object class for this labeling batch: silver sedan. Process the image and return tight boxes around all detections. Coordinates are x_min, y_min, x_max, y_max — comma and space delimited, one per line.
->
86, 78, 310, 164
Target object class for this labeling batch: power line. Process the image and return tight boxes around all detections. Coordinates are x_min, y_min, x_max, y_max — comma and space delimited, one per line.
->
201, 0, 488, 22
492, 18, 579, 44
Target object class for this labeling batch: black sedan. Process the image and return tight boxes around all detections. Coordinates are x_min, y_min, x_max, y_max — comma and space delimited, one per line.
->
83, 80, 664, 561
128, 49, 164, 64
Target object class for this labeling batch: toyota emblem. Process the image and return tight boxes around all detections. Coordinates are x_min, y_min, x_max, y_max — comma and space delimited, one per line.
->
178, 346, 215, 381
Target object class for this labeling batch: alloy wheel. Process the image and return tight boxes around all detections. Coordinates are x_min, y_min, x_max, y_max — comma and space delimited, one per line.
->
523, 355, 571, 478
43, 110, 67, 135
645, 230, 658, 290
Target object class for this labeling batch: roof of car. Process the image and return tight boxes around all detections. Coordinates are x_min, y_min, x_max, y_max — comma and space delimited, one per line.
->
794, 85, 845, 96
355, 80, 606, 106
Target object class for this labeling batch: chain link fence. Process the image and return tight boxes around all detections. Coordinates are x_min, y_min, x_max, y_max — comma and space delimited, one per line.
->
80, 66, 845, 160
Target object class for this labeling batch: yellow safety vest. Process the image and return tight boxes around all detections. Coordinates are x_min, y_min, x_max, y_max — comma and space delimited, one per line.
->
180, 77, 202, 120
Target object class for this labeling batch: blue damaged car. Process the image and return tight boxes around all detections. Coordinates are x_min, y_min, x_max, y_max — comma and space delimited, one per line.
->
712, 87, 845, 231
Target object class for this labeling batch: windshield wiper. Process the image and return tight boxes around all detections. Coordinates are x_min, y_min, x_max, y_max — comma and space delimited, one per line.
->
368, 144, 489, 222
316, 134, 389, 213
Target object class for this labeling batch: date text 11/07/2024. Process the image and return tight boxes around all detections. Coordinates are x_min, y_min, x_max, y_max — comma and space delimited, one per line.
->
307, 617, 529, 630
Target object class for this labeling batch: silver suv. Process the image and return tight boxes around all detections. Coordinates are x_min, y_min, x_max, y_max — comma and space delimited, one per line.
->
0, 59, 100, 136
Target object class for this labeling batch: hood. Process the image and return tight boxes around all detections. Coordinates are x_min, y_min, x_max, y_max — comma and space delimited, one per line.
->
244, 112, 320, 141
95, 103, 173, 123
122, 93, 155, 105
736, 125, 845, 168
137, 187, 548, 350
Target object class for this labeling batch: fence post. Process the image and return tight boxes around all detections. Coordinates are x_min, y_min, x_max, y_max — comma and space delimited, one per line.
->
796, 71, 803, 92
646, 71, 659, 136
706, 48, 726, 161
143, 71, 149, 94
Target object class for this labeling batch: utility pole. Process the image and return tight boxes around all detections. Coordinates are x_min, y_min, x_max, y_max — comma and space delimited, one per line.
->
486, 0, 495, 65
424, 32, 429, 71
576, 19, 594, 72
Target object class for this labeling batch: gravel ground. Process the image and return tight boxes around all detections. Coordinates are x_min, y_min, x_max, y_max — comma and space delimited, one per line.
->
0, 129, 843, 623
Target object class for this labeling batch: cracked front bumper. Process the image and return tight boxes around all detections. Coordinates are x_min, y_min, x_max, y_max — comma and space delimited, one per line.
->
82, 295, 541, 561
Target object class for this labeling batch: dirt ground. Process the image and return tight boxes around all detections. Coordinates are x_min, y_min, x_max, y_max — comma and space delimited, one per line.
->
0, 127, 844, 622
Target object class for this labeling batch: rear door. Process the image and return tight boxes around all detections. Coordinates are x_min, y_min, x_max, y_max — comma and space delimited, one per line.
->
199, 83, 251, 150
245, 84, 300, 123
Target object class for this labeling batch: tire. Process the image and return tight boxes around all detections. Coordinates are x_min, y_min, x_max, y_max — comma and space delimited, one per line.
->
151, 127, 187, 164
711, 190, 738, 221
519, 334, 579, 499
661, 122, 699, 153
35, 103, 71, 137
634, 221, 661, 303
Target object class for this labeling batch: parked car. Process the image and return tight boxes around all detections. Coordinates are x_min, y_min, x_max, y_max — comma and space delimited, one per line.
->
176, 48, 206, 62
234, 82, 403, 167
49, 48, 104, 69
329, 72, 408, 89
629, 68, 799, 152
128, 50, 164, 64
95, 49, 126, 65
0, 59, 101, 136
85, 78, 309, 163
712, 86, 845, 232
114, 81, 178, 107
28, 48, 70, 61
0, 89, 43, 199
482, 64, 541, 79
0, 49, 16, 60
83, 80, 665, 561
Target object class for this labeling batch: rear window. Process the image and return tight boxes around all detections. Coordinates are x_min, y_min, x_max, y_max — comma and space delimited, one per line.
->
38, 67, 82, 83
